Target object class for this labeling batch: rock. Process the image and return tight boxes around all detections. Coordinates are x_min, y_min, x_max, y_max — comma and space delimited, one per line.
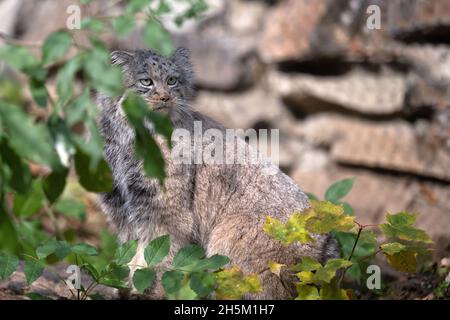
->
295, 114, 450, 182
291, 165, 450, 255
388, 0, 450, 42
269, 68, 406, 116
259, 0, 329, 62
175, 30, 261, 90
194, 87, 295, 130
226, 0, 268, 35
258, 0, 387, 63
0, 0, 22, 39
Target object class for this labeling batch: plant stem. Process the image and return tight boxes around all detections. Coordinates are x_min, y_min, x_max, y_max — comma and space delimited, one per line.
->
338, 226, 363, 286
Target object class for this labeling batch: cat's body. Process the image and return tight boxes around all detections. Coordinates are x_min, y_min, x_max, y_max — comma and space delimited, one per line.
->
97, 48, 339, 299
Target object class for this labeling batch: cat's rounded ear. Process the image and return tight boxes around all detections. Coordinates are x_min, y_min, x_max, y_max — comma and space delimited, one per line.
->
111, 51, 134, 67
171, 47, 191, 66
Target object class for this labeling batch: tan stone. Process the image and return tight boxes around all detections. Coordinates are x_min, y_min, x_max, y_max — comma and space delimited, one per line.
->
295, 114, 450, 182
268, 68, 406, 115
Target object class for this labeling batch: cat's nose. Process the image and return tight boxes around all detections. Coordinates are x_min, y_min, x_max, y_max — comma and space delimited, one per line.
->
160, 95, 170, 102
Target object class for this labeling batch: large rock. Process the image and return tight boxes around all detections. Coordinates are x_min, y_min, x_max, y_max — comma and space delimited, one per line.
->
268, 68, 406, 115
291, 165, 450, 255
258, 0, 389, 63
175, 29, 261, 90
194, 87, 295, 130
259, 0, 332, 62
294, 114, 450, 182
388, 0, 450, 42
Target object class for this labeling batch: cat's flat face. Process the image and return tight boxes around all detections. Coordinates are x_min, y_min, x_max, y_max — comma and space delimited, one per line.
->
112, 48, 194, 113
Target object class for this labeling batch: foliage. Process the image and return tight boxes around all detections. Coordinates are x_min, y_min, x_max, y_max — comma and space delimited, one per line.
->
0, 0, 244, 300
265, 178, 433, 300
0, 0, 435, 301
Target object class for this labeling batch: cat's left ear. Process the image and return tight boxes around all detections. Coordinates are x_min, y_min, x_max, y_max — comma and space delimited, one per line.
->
171, 47, 192, 67
111, 50, 134, 67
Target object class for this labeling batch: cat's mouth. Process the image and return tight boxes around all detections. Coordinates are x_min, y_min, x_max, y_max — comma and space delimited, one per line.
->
147, 100, 172, 112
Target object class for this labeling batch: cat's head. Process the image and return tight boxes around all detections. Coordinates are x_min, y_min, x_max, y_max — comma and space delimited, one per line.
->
111, 48, 194, 117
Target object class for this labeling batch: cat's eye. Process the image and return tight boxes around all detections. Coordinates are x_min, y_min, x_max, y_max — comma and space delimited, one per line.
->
167, 76, 178, 86
140, 78, 153, 87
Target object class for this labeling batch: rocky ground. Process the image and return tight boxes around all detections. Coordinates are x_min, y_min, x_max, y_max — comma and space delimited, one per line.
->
0, 0, 449, 299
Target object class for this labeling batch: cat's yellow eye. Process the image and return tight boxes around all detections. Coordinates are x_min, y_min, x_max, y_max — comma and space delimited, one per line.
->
167, 76, 178, 86
140, 78, 153, 86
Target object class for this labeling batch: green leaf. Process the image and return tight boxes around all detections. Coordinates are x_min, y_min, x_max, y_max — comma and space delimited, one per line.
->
325, 177, 355, 202
295, 284, 320, 300
42, 30, 72, 65
0, 138, 32, 194
320, 283, 349, 300
74, 146, 113, 193
36, 240, 72, 260
172, 245, 205, 269
0, 44, 45, 79
81, 262, 100, 281
43, 167, 69, 203
15, 221, 50, 248
191, 255, 230, 272
381, 242, 407, 255
108, 263, 130, 280
342, 202, 354, 216
127, 0, 151, 14
0, 253, 19, 280
189, 272, 215, 297
291, 257, 322, 272
29, 77, 47, 107
162, 270, 184, 295
0, 101, 59, 167
24, 259, 45, 284
314, 259, 352, 284
122, 93, 168, 184
71, 243, 98, 256
54, 198, 86, 221
56, 55, 83, 105
113, 15, 136, 37
83, 46, 123, 97
13, 179, 45, 217
114, 240, 137, 265
132, 268, 156, 293
144, 235, 170, 267
380, 212, 432, 243
0, 203, 19, 254
99, 277, 129, 289
142, 20, 174, 57
81, 18, 105, 32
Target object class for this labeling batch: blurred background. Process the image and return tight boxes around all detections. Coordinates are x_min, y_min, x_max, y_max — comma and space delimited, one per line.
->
0, 0, 449, 298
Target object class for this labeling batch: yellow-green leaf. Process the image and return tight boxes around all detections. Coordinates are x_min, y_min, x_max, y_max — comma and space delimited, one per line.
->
306, 201, 355, 234
384, 250, 417, 273
381, 242, 406, 255
291, 257, 322, 272
380, 212, 432, 243
295, 284, 320, 300
268, 260, 285, 277
214, 267, 262, 300
320, 283, 350, 300
296, 271, 315, 284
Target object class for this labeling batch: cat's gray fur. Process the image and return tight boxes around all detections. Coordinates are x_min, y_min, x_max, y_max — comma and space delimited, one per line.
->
97, 48, 339, 299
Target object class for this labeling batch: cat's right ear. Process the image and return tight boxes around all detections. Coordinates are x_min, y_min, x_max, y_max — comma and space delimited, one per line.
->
111, 51, 134, 67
